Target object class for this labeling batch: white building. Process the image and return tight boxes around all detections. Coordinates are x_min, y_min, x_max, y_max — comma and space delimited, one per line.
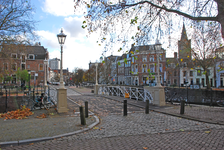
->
49, 58, 60, 70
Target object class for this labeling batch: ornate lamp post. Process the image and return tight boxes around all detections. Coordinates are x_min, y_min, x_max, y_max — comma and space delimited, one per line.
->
155, 39, 162, 87
57, 28, 67, 89
56, 28, 68, 113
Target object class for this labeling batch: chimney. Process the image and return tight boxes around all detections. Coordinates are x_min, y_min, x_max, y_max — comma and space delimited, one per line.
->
174, 52, 177, 58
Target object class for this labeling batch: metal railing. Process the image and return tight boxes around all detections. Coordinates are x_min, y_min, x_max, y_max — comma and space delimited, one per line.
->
98, 85, 153, 103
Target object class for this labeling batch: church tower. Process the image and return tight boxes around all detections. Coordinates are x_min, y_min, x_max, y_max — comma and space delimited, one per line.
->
178, 23, 191, 60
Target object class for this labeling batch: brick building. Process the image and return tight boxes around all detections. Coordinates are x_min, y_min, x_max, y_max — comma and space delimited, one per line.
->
0, 43, 49, 86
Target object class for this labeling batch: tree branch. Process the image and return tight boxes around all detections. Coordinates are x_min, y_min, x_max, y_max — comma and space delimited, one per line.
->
124, 1, 217, 21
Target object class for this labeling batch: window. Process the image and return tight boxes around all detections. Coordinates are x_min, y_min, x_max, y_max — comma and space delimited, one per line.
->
197, 69, 201, 76
22, 55, 25, 62
150, 64, 154, 72
183, 62, 187, 67
132, 57, 134, 63
39, 64, 44, 71
28, 54, 34, 60
183, 71, 187, 77
196, 78, 200, 84
159, 64, 162, 72
174, 71, 177, 76
190, 71, 193, 77
27, 65, 30, 69
12, 75, 16, 84
142, 56, 147, 62
142, 64, 147, 73
135, 64, 138, 73
174, 79, 177, 84
3, 63, 8, 70
11, 54, 17, 58
132, 65, 134, 73
127, 54, 129, 59
11, 63, 17, 71
22, 64, 25, 70
159, 54, 162, 61
150, 55, 154, 62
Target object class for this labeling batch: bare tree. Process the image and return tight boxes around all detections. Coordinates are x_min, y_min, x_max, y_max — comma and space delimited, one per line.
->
74, 0, 224, 51
0, 0, 38, 44
191, 21, 222, 89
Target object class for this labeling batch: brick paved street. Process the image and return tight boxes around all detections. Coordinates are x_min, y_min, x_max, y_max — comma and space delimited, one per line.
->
4, 87, 224, 150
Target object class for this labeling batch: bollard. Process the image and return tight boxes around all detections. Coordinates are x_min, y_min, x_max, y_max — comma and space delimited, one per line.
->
123, 100, 127, 116
5, 89, 7, 113
180, 100, 185, 114
79, 106, 86, 125
145, 100, 149, 114
85, 101, 88, 118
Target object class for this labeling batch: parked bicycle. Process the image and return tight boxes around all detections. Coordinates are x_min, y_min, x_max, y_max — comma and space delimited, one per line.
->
31, 93, 51, 110
216, 100, 224, 107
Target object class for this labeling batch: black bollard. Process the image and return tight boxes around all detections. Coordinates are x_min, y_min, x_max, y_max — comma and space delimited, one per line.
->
123, 100, 127, 116
180, 100, 185, 114
5, 89, 7, 113
85, 101, 88, 118
79, 106, 86, 125
145, 100, 149, 114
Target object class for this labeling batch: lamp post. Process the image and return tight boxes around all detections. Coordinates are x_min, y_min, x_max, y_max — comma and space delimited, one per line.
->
57, 28, 67, 89
28, 70, 31, 91
44, 59, 48, 92
56, 28, 68, 113
95, 63, 98, 85
94, 63, 98, 95
155, 39, 162, 87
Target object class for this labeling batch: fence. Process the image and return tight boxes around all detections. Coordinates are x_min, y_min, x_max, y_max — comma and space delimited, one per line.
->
0, 85, 57, 113
165, 87, 224, 106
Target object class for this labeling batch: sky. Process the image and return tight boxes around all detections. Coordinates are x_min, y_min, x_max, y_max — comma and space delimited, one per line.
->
30, 0, 198, 72
31, 0, 106, 72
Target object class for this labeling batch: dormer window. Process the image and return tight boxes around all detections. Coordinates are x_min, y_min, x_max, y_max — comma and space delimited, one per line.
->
28, 54, 35, 60
11, 53, 17, 58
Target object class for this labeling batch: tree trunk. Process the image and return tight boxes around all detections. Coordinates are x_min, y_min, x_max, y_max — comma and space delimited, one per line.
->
205, 71, 211, 89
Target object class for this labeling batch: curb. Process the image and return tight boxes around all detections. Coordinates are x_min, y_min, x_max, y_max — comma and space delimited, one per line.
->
0, 96, 100, 147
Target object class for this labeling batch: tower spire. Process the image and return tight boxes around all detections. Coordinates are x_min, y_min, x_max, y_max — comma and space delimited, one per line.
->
181, 23, 188, 41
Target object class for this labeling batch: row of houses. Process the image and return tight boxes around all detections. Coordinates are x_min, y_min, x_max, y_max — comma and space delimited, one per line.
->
90, 24, 224, 88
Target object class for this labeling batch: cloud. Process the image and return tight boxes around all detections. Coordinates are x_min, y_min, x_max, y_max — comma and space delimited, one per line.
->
42, 0, 75, 16
36, 30, 59, 49
63, 17, 85, 38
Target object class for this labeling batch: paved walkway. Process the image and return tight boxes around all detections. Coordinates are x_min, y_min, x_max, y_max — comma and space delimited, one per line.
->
1, 86, 224, 149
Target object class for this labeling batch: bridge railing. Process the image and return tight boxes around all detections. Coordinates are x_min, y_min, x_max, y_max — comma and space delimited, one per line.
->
98, 85, 153, 103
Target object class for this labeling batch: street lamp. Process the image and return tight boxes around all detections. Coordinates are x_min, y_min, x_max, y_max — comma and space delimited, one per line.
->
57, 28, 67, 89
56, 28, 68, 113
95, 63, 98, 85
155, 39, 162, 87
44, 59, 48, 92
28, 70, 31, 91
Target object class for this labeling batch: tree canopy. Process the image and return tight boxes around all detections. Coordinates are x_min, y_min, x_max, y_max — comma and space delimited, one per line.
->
0, 0, 38, 44
74, 0, 224, 52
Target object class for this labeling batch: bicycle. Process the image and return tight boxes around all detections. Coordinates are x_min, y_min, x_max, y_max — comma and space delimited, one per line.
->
31, 93, 51, 110
216, 100, 224, 107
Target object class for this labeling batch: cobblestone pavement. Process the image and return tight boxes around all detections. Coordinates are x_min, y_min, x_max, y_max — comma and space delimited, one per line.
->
5, 91, 224, 149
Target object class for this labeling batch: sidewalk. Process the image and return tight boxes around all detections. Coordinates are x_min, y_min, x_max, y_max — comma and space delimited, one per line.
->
0, 97, 98, 147
72, 86, 224, 125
